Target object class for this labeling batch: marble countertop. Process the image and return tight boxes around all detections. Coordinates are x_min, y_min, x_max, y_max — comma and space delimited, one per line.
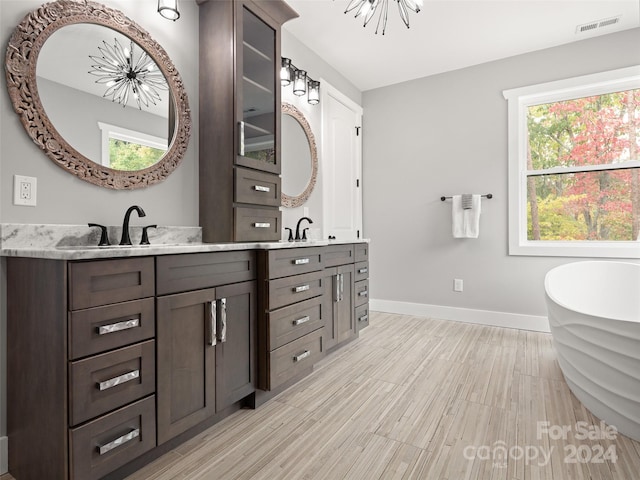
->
0, 224, 367, 260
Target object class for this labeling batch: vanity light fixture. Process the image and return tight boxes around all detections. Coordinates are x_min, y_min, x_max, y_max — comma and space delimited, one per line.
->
89, 38, 168, 110
281, 58, 320, 105
343, 0, 423, 35
158, 0, 180, 21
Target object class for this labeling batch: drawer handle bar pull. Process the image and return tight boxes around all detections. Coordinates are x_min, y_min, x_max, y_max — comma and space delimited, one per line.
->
359, 290, 369, 297
294, 284, 310, 293
253, 185, 271, 192
98, 428, 140, 455
97, 318, 139, 335
294, 258, 310, 265
293, 315, 311, 326
209, 301, 217, 346
293, 350, 311, 362
253, 222, 271, 228
358, 267, 368, 274
359, 314, 369, 322
217, 298, 227, 343
98, 370, 140, 391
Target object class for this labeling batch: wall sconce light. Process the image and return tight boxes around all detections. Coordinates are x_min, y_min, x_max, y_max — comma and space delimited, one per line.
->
281, 58, 320, 105
158, 0, 180, 21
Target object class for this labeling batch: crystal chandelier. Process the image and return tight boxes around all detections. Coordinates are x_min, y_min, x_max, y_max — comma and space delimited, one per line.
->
89, 38, 168, 110
343, 0, 423, 35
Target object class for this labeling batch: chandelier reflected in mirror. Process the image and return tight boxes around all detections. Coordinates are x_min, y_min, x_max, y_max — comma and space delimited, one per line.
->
343, 0, 423, 35
89, 38, 168, 110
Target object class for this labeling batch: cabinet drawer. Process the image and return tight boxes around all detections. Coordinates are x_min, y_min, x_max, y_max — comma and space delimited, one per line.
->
323, 244, 355, 267
269, 329, 323, 390
70, 395, 156, 480
156, 250, 255, 295
267, 270, 325, 310
263, 247, 323, 279
69, 257, 154, 310
234, 206, 281, 242
354, 261, 369, 282
355, 243, 369, 262
69, 298, 155, 360
355, 279, 369, 307
69, 341, 155, 426
355, 304, 370, 331
235, 167, 281, 206
268, 296, 325, 350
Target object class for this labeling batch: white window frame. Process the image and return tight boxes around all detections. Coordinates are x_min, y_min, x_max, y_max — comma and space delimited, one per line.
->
503, 65, 640, 259
98, 122, 168, 168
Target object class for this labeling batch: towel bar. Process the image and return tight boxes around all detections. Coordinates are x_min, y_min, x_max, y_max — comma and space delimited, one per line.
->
440, 193, 493, 201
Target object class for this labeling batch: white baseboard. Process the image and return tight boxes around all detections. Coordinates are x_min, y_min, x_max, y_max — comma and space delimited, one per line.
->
370, 299, 550, 332
1, 435, 7, 474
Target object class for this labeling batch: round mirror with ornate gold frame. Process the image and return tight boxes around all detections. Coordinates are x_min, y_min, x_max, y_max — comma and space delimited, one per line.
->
281, 102, 318, 208
5, 0, 191, 189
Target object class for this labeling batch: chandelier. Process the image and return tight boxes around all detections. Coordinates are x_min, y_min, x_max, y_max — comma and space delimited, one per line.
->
89, 38, 168, 110
343, 0, 423, 35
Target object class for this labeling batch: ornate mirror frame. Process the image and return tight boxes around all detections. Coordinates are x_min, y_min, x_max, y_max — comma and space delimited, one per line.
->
5, 0, 192, 189
281, 102, 318, 208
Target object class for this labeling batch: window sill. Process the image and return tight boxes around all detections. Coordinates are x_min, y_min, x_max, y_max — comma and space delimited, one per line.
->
509, 240, 640, 259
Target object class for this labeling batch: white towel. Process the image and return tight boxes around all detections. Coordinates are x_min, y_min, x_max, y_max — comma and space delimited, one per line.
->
452, 194, 481, 238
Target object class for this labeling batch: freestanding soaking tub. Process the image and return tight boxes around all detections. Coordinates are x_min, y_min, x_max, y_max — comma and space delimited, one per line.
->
545, 261, 640, 442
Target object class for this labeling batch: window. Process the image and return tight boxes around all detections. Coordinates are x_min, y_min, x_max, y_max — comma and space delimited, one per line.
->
503, 66, 640, 258
98, 122, 167, 171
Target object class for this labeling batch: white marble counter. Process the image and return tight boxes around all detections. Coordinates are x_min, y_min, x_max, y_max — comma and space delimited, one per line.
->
0, 223, 368, 260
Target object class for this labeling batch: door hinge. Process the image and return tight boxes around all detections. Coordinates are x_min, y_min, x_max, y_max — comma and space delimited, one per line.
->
355, 126, 361, 136
356, 179, 360, 187
357, 230, 360, 238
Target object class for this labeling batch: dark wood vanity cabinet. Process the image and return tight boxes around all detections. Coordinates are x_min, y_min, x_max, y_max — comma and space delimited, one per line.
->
198, 0, 298, 242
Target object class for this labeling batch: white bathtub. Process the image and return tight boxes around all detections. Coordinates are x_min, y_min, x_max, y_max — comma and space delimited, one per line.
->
545, 261, 640, 442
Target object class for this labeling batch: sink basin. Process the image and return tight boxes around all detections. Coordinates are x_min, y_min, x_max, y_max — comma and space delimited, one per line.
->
54, 243, 195, 250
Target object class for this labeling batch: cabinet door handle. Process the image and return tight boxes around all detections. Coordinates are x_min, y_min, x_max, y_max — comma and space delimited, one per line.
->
358, 290, 369, 297
97, 318, 139, 335
97, 370, 140, 391
293, 258, 310, 265
98, 428, 140, 455
334, 274, 340, 302
359, 314, 369, 323
217, 298, 227, 343
340, 273, 344, 301
292, 315, 310, 326
294, 284, 310, 293
358, 267, 368, 274
253, 222, 271, 228
209, 300, 217, 346
293, 350, 311, 362
239, 121, 245, 156
253, 185, 271, 192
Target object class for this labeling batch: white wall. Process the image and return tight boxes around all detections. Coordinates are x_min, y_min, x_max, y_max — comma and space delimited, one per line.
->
0, 0, 199, 472
363, 28, 640, 325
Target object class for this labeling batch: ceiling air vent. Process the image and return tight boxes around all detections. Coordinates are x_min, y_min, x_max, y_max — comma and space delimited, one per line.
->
576, 15, 621, 34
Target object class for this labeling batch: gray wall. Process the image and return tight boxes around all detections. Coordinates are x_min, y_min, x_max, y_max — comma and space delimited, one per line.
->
363, 27, 640, 319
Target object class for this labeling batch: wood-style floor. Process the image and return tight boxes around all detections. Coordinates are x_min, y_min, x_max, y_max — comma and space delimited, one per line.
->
3, 312, 640, 479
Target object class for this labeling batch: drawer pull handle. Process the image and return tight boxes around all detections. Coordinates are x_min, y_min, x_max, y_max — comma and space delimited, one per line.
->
253, 185, 271, 192
293, 350, 311, 362
294, 284, 310, 293
98, 370, 140, 391
98, 428, 140, 455
359, 314, 369, 322
358, 267, 368, 274
97, 318, 139, 335
253, 222, 271, 228
294, 258, 310, 265
358, 290, 369, 297
293, 315, 311, 326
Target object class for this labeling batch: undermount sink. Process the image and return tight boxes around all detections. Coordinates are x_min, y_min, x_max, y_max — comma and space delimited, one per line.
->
55, 243, 194, 250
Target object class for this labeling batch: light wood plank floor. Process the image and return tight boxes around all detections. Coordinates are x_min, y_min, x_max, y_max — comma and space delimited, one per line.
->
3, 312, 639, 479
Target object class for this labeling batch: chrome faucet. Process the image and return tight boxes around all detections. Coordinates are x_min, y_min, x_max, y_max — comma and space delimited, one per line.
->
120, 205, 146, 245
295, 217, 313, 241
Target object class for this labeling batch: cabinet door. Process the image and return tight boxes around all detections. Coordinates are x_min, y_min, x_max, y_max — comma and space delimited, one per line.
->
215, 281, 257, 411
323, 264, 356, 350
235, 2, 279, 174
156, 288, 217, 445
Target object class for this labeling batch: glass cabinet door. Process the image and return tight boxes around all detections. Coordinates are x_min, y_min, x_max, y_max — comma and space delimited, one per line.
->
236, 5, 278, 174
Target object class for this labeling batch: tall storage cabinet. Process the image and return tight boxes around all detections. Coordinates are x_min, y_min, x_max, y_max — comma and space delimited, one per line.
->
198, 0, 298, 242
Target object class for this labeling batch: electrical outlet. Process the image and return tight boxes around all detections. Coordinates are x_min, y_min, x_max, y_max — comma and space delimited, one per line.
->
454, 278, 463, 292
14, 175, 37, 206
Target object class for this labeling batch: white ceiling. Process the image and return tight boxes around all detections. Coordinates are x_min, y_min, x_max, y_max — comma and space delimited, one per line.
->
283, 0, 640, 92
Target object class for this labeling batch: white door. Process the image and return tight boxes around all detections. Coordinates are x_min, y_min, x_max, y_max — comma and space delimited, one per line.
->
321, 81, 363, 240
